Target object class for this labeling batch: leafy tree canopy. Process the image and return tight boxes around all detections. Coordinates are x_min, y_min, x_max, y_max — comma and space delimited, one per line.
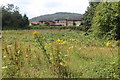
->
1, 4, 29, 29
83, 2, 100, 27
92, 2, 120, 40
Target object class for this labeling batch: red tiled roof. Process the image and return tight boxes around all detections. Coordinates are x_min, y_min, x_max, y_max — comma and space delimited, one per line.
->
30, 22, 39, 24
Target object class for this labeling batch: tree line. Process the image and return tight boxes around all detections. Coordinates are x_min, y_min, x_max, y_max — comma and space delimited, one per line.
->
1, 4, 29, 29
83, 2, 120, 40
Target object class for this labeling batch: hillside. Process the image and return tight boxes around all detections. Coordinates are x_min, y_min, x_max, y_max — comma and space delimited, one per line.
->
29, 12, 82, 22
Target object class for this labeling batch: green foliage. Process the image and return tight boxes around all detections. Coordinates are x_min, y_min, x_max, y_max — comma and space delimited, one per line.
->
33, 32, 71, 78
83, 2, 100, 27
30, 25, 83, 31
95, 57, 119, 78
92, 2, 120, 40
1, 4, 29, 29
2, 30, 118, 78
22, 14, 29, 27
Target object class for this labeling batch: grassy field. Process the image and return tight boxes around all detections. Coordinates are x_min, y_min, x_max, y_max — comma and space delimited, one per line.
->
2, 29, 119, 78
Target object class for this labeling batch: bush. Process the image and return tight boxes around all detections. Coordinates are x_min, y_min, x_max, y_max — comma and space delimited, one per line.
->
92, 2, 119, 40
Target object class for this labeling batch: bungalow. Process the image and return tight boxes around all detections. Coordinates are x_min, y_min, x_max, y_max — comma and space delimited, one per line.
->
29, 22, 40, 26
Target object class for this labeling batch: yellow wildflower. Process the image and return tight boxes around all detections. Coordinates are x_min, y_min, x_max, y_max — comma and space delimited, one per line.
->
50, 57, 53, 60
56, 39, 67, 45
56, 39, 61, 42
106, 41, 111, 47
68, 46, 74, 49
52, 62, 55, 65
61, 41, 67, 45
33, 31, 38, 35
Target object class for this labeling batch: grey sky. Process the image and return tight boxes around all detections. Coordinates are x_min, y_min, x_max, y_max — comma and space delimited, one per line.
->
0, 0, 89, 19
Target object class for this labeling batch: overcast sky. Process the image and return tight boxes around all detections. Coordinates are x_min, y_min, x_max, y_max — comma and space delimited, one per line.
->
0, 0, 89, 19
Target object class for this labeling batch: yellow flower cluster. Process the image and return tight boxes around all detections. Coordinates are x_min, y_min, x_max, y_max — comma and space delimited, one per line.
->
60, 41, 67, 45
50, 57, 53, 60
33, 31, 38, 35
106, 41, 111, 47
52, 62, 55, 65
56, 39, 61, 42
68, 46, 74, 49
56, 39, 67, 45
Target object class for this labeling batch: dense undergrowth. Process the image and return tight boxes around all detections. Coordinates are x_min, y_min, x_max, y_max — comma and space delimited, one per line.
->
2, 29, 119, 78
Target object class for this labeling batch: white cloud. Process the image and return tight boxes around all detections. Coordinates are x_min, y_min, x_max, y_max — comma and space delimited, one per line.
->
0, 0, 89, 19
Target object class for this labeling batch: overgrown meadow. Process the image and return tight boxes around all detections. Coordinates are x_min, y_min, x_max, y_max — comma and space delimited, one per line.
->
2, 29, 119, 78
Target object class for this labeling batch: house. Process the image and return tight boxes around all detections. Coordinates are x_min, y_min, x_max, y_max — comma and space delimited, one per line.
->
55, 19, 68, 26
29, 22, 40, 26
54, 18, 83, 26
67, 19, 84, 26
39, 20, 56, 26
30, 18, 84, 26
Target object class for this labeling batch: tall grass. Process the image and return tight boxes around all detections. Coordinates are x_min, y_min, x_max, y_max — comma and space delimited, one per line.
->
2, 30, 119, 78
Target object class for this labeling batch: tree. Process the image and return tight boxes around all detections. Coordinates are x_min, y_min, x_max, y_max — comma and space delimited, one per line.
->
92, 2, 120, 40
22, 14, 29, 27
2, 5, 12, 27
11, 11, 22, 28
1, 4, 29, 29
83, 2, 100, 28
